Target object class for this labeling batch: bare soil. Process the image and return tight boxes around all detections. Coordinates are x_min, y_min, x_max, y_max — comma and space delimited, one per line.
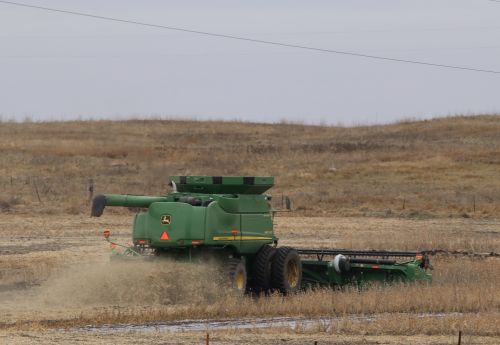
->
0, 214, 499, 344
2, 329, 499, 345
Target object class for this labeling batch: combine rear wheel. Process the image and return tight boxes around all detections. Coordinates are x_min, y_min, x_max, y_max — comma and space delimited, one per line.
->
252, 245, 276, 293
227, 258, 247, 294
271, 247, 302, 294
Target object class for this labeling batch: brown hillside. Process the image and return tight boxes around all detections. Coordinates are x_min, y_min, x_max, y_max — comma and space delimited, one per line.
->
0, 115, 499, 217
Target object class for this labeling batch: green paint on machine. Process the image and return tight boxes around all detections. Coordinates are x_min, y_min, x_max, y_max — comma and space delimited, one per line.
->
92, 176, 431, 294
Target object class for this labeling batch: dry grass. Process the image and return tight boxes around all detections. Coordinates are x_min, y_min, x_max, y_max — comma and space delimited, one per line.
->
1, 115, 499, 217
2, 327, 499, 345
1, 214, 498, 335
14, 257, 494, 331
295, 313, 500, 337
276, 217, 500, 253
1, 214, 498, 293
1, 116, 499, 342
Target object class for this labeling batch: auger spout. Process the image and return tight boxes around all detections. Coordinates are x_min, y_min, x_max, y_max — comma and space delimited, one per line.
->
91, 194, 168, 217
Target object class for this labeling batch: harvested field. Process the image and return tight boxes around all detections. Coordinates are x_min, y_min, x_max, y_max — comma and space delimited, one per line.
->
0, 214, 499, 344
1, 116, 499, 344
3, 329, 499, 345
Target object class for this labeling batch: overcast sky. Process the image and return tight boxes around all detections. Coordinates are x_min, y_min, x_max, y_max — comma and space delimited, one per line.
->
0, 0, 499, 125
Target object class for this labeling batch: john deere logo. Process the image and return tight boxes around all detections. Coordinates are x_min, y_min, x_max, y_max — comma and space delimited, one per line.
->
160, 215, 171, 225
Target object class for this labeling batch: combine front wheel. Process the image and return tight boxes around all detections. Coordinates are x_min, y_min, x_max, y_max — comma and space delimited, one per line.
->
271, 247, 302, 294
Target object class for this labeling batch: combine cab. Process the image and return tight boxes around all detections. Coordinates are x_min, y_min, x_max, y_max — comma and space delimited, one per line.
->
92, 176, 431, 294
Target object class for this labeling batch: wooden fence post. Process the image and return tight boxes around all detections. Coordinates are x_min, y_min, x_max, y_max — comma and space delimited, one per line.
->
32, 178, 42, 204
87, 178, 94, 205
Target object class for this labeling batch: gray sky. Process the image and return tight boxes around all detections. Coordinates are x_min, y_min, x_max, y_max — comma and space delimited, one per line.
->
1, 0, 499, 125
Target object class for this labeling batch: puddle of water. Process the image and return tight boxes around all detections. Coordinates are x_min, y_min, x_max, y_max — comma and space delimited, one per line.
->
78, 316, 330, 333
75, 313, 458, 334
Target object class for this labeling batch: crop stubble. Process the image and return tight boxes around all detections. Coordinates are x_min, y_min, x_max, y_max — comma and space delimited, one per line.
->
0, 214, 498, 340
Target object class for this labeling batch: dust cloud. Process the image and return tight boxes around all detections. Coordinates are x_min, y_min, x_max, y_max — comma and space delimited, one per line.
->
0, 257, 227, 320
38, 258, 225, 307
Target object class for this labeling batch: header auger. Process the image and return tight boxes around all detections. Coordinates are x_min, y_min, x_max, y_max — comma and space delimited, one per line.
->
92, 176, 431, 294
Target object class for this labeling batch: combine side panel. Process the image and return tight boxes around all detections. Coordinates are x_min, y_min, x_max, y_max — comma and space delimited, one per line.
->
132, 212, 147, 243
147, 202, 205, 248
205, 202, 241, 252
240, 213, 274, 254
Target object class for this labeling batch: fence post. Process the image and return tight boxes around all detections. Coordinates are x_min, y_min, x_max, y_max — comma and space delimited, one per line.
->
32, 178, 42, 204
206, 332, 209, 345
87, 178, 94, 205
457, 330, 462, 345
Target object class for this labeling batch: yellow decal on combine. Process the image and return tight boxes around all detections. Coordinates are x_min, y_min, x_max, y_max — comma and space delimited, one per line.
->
212, 236, 273, 241
160, 215, 171, 225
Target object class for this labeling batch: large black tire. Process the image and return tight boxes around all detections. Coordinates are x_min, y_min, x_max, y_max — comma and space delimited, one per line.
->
271, 247, 302, 294
252, 245, 277, 293
227, 258, 247, 295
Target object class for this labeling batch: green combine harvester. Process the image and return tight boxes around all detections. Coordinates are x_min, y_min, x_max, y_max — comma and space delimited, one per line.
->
91, 176, 431, 294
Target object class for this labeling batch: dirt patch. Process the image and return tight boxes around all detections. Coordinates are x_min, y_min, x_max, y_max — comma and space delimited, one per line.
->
1, 327, 499, 345
0, 242, 70, 255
